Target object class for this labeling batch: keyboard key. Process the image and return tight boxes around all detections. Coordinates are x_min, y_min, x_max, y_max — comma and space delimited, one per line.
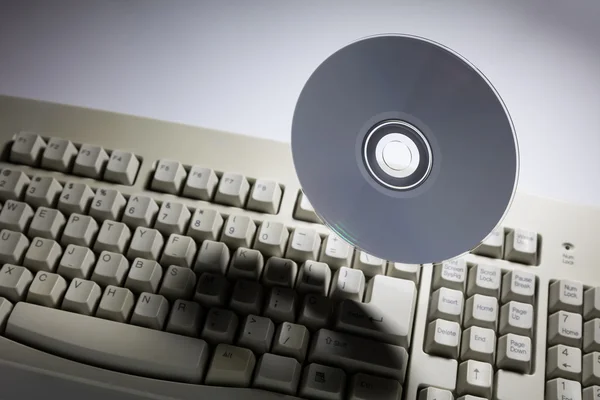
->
61, 278, 102, 315
293, 191, 320, 223
182, 166, 218, 201
122, 195, 159, 228
353, 251, 386, 278
329, 266, 365, 301
221, 215, 256, 249
230, 280, 264, 316
253, 353, 302, 395
25, 176, 62, 208
23, 237, 62, 272
0, 297, 13, 333
205, 344, 256, 387
10, 131, 46, 165
187, 208, 223, 242
227, 247, 264, 281
254, 220, 289, 258
583, 352, 600, 387
428, 287, 464, 323
262, 257, 298, 288
160, 234, 197, 268
472, 226, 504, 259
299, 363, 346, 400
125, 258, 163, 294
247, 179, 282, 214
58, 182, 94, 215
319, 233, 353, 271
545, 378, 581, 400
425, 319, 461, 359
0, 229, 29, 264
154, 201, 191, 236
104, 150, 140, 185
418, 387, 454, 400
466, 263, 501, 298
386, 263, 420, 284
272, 322, 310, 362
26, 271, 68, 308
6, 302, 210, 383
286, 227, 321, 263
159, 265, 197, 302
549, 279, 584, 314
0, 200, 34, 232
546, 344, 582, 381
501, 270, 536, 304
499, 301, 534, 337
0, 264, 33, 303
298, 294, 332, 331
91, 252, 130, 287
237, 314, 275, 355
585, 287, 600, 320
61, 213, 99, 247
464, 294, 498, 330
496, 333, 532, 374
57, 245, 96, 280
127, 227, 164, 260
201, 308, 238, 345
130, 292, 170, 330
432, 258, 467, 292
349, 374, 403, 400
193, 240, 230, 275
28, 207, 66, 240
461, 326, 496, 364
504, 229, 539, 265
296, 261, 331, 296
263, 287, 296, 323
73, 144, 109, 178
548, 310, 582, 348
457, 360, 493, 399
584, 319, 600, 353
94, 220, 131, 254
0, 169, 30, 202
335, 275, 417, 347
165, 299, 204, 337
194, 273, 231, 308
89, 188, 127, 222
151, 160, 187, 194
96, 285, 135, 322
584, 386, 600, 400
41, 137, 78, 172
214, 172, 250, 208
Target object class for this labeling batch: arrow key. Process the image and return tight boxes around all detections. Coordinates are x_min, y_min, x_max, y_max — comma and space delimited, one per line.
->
547, 344, 582, 381
456, 359, 493, 399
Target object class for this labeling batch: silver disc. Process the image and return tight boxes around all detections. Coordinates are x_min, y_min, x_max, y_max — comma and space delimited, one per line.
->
291, 34, 519, 265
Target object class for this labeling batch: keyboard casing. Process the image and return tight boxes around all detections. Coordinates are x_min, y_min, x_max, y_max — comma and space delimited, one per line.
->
0, 95, 598, 400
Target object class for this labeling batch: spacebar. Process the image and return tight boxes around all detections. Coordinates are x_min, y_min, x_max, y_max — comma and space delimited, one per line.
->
5, 302, 210, 383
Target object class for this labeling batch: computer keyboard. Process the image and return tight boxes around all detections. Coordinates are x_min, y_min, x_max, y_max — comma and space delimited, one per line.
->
0, 95, 598, 400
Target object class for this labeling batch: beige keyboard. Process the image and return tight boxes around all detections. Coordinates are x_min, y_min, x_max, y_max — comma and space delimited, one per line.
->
0, 94, 599, 400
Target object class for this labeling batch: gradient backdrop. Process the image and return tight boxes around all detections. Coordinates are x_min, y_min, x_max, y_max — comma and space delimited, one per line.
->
0, 0, 599, 206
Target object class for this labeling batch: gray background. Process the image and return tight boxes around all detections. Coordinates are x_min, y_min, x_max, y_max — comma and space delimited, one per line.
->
1, 0, 599, 207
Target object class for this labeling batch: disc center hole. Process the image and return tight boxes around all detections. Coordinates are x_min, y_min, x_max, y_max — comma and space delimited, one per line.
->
382, 140, 412, 171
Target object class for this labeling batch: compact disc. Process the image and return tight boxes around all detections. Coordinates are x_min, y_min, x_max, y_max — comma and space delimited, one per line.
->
291, 34, 519, 265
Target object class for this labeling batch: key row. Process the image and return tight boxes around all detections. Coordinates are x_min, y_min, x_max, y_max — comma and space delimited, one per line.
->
151, 159, 284, 214
8, 131, 140, 185
471, 226, 541, 266
0, 195, 421, 281
432, 261, 537, 305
